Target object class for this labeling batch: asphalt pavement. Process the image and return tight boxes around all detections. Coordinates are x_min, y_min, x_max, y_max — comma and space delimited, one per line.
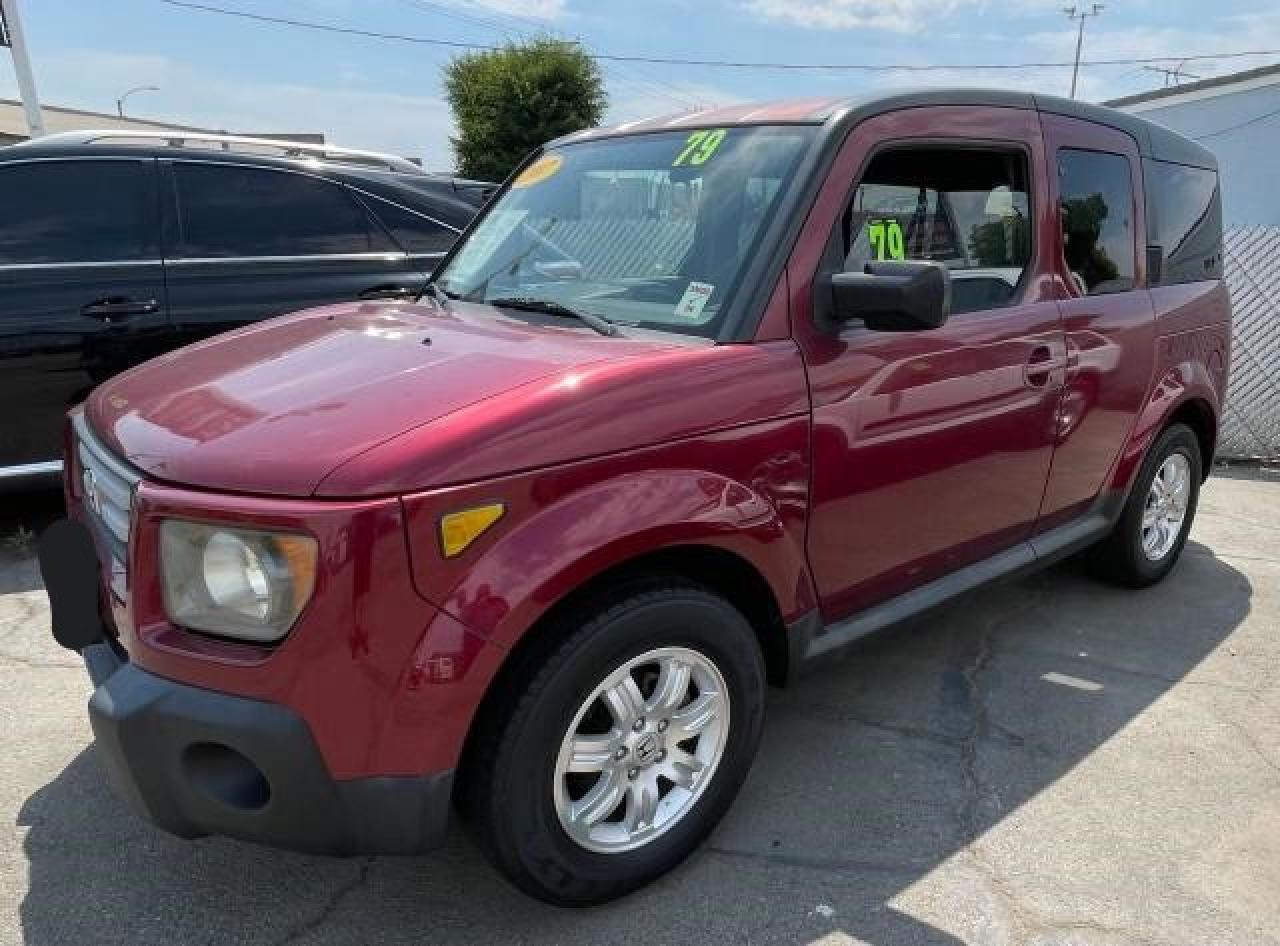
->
1, 472, 1277, 945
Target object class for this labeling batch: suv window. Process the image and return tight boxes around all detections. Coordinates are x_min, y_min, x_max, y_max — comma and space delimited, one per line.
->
1144, 158, 1222, 285
366, 197, 458, 255
0, 160, 155, 264
173, 164, 394, 258
843, 147, 1031, 315
1057, 149, 1135, 295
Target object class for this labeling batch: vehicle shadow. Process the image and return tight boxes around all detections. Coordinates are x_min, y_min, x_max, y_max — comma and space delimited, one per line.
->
17, 541, 1252, 945
0, 488, 64, 595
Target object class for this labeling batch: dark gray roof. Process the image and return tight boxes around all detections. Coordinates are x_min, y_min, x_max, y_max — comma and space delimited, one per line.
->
1034, 92, 1217, 169
553, 87, 1216, 170
1103, 63, 1280, 109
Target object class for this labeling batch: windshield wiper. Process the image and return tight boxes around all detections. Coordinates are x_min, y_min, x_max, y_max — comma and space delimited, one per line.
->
488, 296, 619, 337
419, 281, 456, 310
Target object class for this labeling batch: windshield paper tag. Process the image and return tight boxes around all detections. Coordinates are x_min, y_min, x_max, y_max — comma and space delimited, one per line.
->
674, 281, 715, 319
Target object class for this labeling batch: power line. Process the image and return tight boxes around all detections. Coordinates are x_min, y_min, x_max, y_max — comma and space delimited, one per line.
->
158, 1, 1280, 74
442, 0, 701, 107
386, 0, 698, 108
394, 0, 520, 37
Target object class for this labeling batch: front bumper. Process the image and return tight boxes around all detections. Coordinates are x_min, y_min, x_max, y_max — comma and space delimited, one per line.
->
40, 520, 454, 856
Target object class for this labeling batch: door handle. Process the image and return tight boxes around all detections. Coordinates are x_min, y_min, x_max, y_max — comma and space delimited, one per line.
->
359, 285, 418, 301
1024, 345, 1065, 389
81, 297, 160, 320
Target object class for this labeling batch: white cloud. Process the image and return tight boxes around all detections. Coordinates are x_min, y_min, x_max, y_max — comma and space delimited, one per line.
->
742, 0, 981, 33
0, 49, 458, 170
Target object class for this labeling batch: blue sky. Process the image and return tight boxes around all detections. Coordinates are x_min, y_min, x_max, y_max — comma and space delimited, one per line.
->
3, 0, 1278, 170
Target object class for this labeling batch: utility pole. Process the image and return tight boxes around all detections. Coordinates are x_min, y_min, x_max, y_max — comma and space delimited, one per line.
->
1064, 4, 1104, 100
0, 0, 44, 136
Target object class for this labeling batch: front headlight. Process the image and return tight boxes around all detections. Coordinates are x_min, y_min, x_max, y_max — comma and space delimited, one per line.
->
159, 520, 318, 643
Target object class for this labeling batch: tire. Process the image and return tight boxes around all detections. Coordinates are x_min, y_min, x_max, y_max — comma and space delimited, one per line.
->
456, 581, 766, 905
1088, 422, 1202, 587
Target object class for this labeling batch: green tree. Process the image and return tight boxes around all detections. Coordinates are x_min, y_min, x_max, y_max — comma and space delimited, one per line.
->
444, 37, 606, 181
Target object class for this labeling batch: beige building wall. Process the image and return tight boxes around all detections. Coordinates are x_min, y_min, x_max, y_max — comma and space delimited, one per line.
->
0, 98, 322, 146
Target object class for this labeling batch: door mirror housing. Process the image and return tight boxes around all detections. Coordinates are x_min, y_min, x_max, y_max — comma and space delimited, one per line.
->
829, 260, 951, 332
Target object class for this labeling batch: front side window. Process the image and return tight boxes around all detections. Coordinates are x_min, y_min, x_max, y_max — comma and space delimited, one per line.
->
0, 160, 154, 264
842, 147, 1032, 315
436, 126, 814, 337
173, 164, 393, 258
1057, 149, 1135, 295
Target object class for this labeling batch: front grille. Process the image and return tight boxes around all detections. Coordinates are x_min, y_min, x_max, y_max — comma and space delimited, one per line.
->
72, 413, 141, 600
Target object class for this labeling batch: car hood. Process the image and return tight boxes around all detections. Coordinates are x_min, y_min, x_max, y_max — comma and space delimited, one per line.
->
86, 300, 680, 496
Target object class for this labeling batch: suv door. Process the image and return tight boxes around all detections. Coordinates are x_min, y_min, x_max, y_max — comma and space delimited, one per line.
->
0, 157, 167, 473
1035, 116, 1155, 532
161, 161, 430, 345
788, 106, 1066, 620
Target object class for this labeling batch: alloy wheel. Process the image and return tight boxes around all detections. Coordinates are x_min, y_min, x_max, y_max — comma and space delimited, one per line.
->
1142, 452, 1191, 561
552, 646, 730, 853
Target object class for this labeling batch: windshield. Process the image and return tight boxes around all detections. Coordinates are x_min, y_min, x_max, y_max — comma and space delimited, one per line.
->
437, 126, 815, 338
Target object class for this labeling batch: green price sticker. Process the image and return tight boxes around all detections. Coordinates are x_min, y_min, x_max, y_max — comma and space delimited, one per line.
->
673, 128, 727, 167
867, 218, 906, 261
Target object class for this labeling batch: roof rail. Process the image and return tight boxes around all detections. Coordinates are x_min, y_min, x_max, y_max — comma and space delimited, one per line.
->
28, 129, 425, 175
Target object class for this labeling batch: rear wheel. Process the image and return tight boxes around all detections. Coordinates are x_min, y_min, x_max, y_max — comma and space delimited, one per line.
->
1088, 423, 1201, 587
458, 583, 766, 905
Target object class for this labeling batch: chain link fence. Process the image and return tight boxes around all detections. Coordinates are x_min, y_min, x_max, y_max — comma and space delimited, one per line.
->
1220, 226, 1280, 459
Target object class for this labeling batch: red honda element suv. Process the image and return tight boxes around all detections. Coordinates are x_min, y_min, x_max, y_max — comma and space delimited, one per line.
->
41, 89, 1231, 904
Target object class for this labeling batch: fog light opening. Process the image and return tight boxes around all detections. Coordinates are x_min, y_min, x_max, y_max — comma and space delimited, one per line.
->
182, 743, 271, 811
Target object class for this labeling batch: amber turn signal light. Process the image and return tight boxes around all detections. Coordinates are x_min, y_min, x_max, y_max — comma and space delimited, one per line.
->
439, 503, 505, 558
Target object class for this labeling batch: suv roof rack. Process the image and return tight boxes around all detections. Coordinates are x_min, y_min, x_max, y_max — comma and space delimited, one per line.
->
28, 129, 426, 175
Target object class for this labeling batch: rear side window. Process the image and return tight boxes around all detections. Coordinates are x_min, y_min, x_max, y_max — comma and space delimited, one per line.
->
366, 198, 458, 254
173, 164, 394, 258
1057, 149, 1135, 295
843, 146, 1032, 315
0, 160, 155, 264
1144, 158, 1223, 285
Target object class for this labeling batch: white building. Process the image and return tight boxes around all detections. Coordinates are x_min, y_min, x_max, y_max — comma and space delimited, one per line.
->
1107, 64, 1280, 227
1109, 65, 1280, 460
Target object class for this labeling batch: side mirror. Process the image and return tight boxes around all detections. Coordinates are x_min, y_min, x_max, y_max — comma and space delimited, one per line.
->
829, 260, 951, 332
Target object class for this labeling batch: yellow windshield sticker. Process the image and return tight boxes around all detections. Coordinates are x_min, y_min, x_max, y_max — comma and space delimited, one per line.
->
867, 218, 906, 261
512, 154, 562, 189
673, 129, 727, 167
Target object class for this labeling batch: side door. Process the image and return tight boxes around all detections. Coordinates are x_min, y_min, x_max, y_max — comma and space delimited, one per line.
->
161, 161, 430, 346
1034, 116, 1155, 531
788, 106, 1066, 621
0, 157, 167, 472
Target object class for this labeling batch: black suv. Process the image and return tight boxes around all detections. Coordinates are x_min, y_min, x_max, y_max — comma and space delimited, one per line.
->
0, 130, 488, 481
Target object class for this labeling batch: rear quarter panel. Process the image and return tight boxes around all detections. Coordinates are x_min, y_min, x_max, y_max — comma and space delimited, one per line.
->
1108, 280, 1231, 491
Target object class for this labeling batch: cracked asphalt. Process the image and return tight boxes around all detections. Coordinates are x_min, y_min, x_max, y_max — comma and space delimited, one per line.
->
2, 473, 1278, 945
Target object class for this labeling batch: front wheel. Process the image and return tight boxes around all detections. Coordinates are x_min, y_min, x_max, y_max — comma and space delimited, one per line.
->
458, 583, 766, 905
1088, 422, 1202, 587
